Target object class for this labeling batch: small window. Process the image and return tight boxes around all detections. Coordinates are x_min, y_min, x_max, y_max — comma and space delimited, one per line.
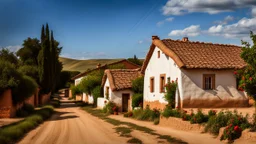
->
203, 74, 215, 90
160, 74, 166, 93
105, 86, 109, 99
157, 51, 160, 58
150, 77, 154, 93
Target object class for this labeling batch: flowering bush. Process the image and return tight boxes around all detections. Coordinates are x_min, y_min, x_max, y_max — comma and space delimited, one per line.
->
162, 105, 181, 118
208, 110, 217, 117
190, 109, 208, 124
164, 79, 177, 108
181, 110, 192, 121
112, 106, 119, 112
102, 101, 117, 114
124, 111, 133, 117
220, 113, 250, 141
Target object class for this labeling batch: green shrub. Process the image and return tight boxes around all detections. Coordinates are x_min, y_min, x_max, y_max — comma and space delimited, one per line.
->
208, 109, 217, 117
162, 106, 181, 118
132, 93, 143, 109
124, 111, 133, 117
180, 110, 192, 121
131, 76, 144, 93
164, 81, 177, 108
16, 103, 35, 117
18, 65, 39, 81
70, 84, 82, 99
103, 101, 116, 114
0, 105, 54, 144
190, 109, 208, 124
50, 100, 60, 108
220, 113, 251, 141
12, 75, 38, 104
92, 86, 102, 106
132, 106, 160, 121
153, 118, 160, 125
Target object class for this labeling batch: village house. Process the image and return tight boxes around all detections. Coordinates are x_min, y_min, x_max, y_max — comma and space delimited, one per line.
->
99, 69, 141, 112
142, 36, 249, 109
71, 59, 140, 103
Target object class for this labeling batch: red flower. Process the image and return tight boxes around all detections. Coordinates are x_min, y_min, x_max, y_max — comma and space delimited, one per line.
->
249, 77, 253, 81
104, 100, 107, 103
234, 126, 240, 131
234, 71, 237, 75
183, 110, 187, 113
172, 80, 174, 83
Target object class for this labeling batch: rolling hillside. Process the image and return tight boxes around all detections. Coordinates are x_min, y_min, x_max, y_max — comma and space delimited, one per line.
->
59, 57, 123, 72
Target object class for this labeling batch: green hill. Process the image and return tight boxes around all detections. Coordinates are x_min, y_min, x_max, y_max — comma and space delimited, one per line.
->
59, 57, 123, 72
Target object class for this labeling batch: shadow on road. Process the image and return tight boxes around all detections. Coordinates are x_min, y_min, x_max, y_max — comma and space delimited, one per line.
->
48, 111, 79, 121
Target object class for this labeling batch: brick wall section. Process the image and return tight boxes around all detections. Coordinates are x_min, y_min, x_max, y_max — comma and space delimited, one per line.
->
0, 89, 13, 118
40, 92, 51, 105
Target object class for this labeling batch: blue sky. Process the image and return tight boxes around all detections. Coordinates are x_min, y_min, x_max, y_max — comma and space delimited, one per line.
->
1, 0, 256, 59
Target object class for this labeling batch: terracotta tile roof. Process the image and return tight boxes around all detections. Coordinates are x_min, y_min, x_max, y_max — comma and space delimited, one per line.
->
71, 59, 141, 80
141, 36, 246, 73
102, 69, 141, 91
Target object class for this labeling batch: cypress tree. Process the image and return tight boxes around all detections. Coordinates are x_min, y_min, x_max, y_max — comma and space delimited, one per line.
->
50, 30, 56, 91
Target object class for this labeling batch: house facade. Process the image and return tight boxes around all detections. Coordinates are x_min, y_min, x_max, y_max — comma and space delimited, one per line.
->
71, 59, 140, 103
142, 36, 249, 109
99, 69, 141, 112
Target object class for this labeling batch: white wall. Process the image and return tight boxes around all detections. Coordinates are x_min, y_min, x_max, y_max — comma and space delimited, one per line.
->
181, 69, 247, 104
97, 97, 109, 108
74, 77, 84, 86
143, 47, 182, 104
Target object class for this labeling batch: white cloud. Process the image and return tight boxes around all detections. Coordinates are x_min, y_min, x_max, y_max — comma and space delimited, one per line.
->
208, 17, 256, 39
0, 45, 22, 52
162, 0, 256, 15
252, 7, 256, 17
157, 17, 174, 27
168, 25, 201, 37
138, 40, 143, 44
214, 15, 234, 25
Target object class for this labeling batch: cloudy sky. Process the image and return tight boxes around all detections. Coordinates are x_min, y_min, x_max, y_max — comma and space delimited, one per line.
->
1, 0, 256, 59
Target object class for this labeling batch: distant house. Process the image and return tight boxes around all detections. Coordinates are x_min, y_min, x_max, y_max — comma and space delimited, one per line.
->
71, 59, 140, 104
99, 69, 141, 112
142, 36, 249, 109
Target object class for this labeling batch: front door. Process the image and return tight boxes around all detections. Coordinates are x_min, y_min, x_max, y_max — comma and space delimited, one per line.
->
122, 93, 130, 112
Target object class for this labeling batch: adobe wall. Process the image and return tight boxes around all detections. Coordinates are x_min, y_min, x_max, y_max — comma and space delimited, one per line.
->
0, 89, 14, 118
143, 100, 166, 110
40, 92, 51, 105
181, 69, 249, 108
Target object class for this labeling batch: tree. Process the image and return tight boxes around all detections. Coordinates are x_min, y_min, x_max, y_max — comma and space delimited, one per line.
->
38, 23, 63, 94
16, 38, 41, 65
0, 48, 19, 66
237, 32, 256, 130
127, 55, 143, 66
131, 76, 144, 108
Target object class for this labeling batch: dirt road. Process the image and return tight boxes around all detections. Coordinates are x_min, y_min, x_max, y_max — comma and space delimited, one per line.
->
19, 103, 128, 144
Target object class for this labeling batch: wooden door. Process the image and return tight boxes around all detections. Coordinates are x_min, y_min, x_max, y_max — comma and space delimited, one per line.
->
122, 94, 130, 112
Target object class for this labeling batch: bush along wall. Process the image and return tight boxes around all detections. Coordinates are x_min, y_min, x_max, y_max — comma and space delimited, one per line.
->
0, 105, 54, 144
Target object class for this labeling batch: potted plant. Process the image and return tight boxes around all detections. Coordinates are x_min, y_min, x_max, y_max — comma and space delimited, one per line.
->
112, 106, 119, 115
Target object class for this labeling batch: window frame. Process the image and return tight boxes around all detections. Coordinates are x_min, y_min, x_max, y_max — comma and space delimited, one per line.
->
159, 74, 166, 93
157, 51, 160, 58
203, 74, 215, 90
105, 86, 110, 99
150, 77, 155, 93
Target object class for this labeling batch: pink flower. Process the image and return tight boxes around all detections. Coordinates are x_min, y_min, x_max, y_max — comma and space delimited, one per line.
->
249, 77, 253, 81
234, 71, 237, 75
234, 126, 240, 131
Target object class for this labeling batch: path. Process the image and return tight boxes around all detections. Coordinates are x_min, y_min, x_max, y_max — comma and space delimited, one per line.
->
19, 102, 128, 144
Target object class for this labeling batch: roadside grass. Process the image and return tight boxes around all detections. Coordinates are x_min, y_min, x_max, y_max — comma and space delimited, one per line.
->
82, 106, 187, 144
127, 137, 143, 144
50, 99, 60, 108
0, 105, 54, 144
115, 127, 132, 137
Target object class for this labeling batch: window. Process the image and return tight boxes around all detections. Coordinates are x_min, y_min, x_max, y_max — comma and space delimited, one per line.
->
160, 74, 166, 93
105, 86, 109, 99
157, 51, 160, 58
203, 74, 215, 90
150, 77, 154, 92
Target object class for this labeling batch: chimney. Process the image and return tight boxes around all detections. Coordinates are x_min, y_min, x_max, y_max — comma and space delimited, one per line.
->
182, 37, 189, 42
97, 63, 101, 68
152, 35, 160, 40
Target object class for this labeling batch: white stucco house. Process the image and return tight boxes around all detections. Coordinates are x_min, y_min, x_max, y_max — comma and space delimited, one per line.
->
71, 59, 140, 104
98, 69, 141, 112
142, 36, 249, 109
